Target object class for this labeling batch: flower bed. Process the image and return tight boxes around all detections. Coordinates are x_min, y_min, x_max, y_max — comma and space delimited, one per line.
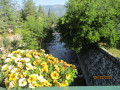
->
0, 49, 78, 89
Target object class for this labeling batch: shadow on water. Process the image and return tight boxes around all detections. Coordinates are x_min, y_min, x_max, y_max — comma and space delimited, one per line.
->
44, 31, 87, 86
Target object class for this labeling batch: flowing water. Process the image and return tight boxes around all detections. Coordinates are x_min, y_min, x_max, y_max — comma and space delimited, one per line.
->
46, 31, 86, 86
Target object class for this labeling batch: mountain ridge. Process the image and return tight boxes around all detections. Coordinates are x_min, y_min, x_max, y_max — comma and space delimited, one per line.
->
37, 5, 66, 17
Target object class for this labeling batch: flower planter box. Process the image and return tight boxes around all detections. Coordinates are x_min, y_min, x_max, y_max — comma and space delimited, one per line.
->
0, 49, 78, 89
0, 86, 119, 90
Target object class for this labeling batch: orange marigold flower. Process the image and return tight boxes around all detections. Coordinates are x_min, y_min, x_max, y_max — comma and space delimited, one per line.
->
51, 71, 59, 80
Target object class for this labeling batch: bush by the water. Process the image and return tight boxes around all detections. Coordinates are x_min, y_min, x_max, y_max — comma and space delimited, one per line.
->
0, 49, 77, 89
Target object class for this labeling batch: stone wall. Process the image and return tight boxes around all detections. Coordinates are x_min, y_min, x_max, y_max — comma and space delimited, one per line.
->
77, 47, 120, 86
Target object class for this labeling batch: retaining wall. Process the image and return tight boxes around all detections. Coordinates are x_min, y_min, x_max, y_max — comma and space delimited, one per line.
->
77, 47, 120, 86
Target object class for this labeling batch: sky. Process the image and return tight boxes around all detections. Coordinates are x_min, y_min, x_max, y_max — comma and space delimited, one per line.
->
16, 0, 69, 6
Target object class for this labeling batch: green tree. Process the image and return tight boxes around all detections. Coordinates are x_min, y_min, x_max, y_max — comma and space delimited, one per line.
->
0, 0, 18, 32
22, 0, 37, 20
48, 8, 52, 18
58, 0, 120, 53
38, 5, 46, 18
22, 16, 46, 49
0, 0, 20, 52
51, 13, 59, 24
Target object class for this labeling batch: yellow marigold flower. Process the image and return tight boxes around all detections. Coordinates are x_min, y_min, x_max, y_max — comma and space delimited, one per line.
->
54, 65, 59, 69
60, 60, 64, 63
5, 58, 12, 63
9, 81, 15, 88
62, 80, 68, 86
41, 62, 48, 68
33, 60, 40, 66
18, 63, 24, 69
41, 67, 48, 73
19, 78, 27, 87
44, 54, 48, 58
56, 82, 62, 87
36, 83, 43, 87
37, 76, 45, 82
66, 64, 71, 67
29, 81, 36, 88
61, 67, 65, 71
73, 65, 76, 69
66, 74, 71, 79
5, 78, 9, 88
26, 63, 33, 70
9, 73, 17, 81
28, 74, 38, 84
40, 49, 45, 53
54, 65, 60, 72
11, 68, 18, 73
32, 66, 37, 70
53, 79, 57, 83
2, 64, 8, 71
43, 80, 52, 87
5, 70, 10, 74
22, 71, 27, 77
12, 51, 17, 54
51, 57, 56, 61
21, 58, 26, 62
26, 54, 32, 58
47, 59, 52, 64
51, 71, 59, 80
33, 52, 37, 56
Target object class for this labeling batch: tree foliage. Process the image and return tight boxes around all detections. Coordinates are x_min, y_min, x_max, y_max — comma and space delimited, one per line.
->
22, 16, 46, 49
58, 0, 120, 53
0, 0, 59, 51
0, 0, 21, 53
0, 0, 19, 33
21, 0, 37, 20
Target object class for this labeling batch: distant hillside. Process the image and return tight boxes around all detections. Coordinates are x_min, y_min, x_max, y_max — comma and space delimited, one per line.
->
40, 5, 66, 17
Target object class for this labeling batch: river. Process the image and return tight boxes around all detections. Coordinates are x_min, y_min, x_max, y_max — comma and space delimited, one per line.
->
46, 31, 86, 86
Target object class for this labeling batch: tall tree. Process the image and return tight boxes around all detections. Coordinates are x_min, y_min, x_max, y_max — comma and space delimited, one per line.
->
38, 5, 46, 18
48, 8, 52, 18
0, 0, 20, 52
22, 0, 37, 20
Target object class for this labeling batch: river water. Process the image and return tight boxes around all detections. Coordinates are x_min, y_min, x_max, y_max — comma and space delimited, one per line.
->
46, 31, 86, 86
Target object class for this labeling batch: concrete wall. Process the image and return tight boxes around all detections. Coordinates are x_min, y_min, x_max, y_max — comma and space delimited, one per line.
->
77, 47, 120, 86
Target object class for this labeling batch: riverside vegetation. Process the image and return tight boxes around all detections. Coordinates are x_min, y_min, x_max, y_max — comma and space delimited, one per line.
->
0, 0, 59, 53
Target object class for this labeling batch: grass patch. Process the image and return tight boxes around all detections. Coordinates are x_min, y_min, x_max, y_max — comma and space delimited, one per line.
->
99, 42, 120, 58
